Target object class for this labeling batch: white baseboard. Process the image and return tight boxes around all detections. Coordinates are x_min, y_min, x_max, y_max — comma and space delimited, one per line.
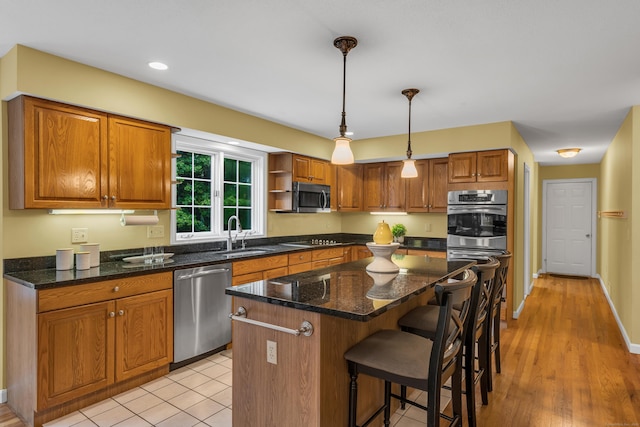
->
513, 298, 525, 319
0, 388, 6, 403
597, 275, 640, 354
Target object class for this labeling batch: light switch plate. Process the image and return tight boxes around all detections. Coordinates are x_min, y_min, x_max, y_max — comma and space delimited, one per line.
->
147, 225, 165, 238
71, 228, 88, 243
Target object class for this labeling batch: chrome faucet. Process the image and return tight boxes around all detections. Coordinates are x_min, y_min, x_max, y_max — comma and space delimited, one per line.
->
227, 215, 242, 251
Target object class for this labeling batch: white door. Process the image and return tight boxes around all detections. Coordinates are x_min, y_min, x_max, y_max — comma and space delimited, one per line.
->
544, 180, 594, 276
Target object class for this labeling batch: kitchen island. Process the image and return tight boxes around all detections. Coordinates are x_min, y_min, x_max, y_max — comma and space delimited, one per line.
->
225, 255, 473, 427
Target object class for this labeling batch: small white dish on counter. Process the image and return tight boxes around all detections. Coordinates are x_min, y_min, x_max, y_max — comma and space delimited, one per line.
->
122, 253, 174, 263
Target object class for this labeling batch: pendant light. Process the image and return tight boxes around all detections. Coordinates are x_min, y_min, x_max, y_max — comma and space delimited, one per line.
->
400, 88, 419, 178
331, 36, 358, 165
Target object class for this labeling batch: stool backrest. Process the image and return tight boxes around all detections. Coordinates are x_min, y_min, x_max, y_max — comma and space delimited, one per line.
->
491, 251, 512, 310
430, 271, 476, 388
469, 257, 500, 340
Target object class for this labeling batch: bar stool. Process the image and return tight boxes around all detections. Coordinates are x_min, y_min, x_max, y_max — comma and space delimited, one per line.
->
486, 251, 511, 392
344, 272, 475, 427
398, 258, 499, 427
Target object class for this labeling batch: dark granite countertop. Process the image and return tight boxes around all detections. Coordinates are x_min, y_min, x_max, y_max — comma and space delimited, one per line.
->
225, 255, 473, 321
3, 235, 447, 290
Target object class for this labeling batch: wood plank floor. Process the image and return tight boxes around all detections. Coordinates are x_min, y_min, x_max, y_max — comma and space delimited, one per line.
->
2, 274, 639, 426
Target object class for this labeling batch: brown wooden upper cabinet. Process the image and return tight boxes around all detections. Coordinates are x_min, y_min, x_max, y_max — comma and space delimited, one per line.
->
363, 162, 407, 212
292, 154, 329, 184
335, 163, 363, 211
8, 96, 172, 209
406, 158, 448, 213
448, 149, 509, 183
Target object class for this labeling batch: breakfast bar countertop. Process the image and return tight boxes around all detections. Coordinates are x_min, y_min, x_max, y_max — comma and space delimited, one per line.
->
226, 255, 473, 321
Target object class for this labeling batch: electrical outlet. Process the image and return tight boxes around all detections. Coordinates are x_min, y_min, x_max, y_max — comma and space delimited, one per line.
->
71, 228, 88, 243
267, 340, 277, 365
147, 225, 165, 238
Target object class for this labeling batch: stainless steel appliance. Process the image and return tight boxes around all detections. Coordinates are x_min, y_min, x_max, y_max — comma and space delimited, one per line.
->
447, 189, 507, 259
173, 263, 232, 364
293, 182, 331, 213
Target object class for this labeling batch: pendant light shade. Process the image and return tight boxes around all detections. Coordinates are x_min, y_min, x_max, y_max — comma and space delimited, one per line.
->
331, 36, 358, 165
401, 88, 419, 178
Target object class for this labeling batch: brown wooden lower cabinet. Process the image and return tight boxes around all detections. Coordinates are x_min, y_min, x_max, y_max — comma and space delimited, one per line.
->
6, 272, 173, 427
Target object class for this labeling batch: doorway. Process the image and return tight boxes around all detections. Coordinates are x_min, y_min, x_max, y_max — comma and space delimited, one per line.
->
523, 164, 531, 296
542, 179, 596, 277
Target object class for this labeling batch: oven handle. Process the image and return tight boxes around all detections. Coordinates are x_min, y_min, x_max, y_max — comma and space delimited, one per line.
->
447, 205, 506, 214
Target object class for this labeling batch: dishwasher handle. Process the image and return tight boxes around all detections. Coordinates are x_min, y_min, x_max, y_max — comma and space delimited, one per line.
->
176, 268, 230, 281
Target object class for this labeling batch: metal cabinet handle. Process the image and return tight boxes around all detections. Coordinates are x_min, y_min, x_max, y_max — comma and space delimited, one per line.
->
118, 310, 124, 316
102, 195, 109, 200
109, 312, 115, 318
111, 196, 117, 201
113, 286, 120, 292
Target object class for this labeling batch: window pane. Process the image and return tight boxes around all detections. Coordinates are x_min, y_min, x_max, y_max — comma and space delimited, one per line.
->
194, 208, 211, 232
239, 161, 252, 183
238, 208, 251, 229
176, 151, 192, 178
224, 158, 237, 182
176, 179, 193, 205
193, 181, 211, 206
176, 208, 193, 233
193, 154, 211, 179
224, 183, 237, 206
238, 184, 251, 207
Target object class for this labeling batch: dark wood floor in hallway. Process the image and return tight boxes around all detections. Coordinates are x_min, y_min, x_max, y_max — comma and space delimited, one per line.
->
2, 274, 639, 426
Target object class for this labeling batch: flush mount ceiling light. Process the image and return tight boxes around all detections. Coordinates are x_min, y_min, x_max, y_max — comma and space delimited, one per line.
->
148, 61, 168, 70
400, 88, 419, 178
331, 36, 358, 165
556, 148, 581, 158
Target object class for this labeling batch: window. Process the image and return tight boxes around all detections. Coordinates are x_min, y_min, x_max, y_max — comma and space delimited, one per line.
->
172, 134, 266, 244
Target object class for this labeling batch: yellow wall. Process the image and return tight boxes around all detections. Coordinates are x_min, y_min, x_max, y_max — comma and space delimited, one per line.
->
599, 108, 636, 343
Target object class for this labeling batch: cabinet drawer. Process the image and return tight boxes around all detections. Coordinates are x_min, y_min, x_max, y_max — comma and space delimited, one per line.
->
263, 267, 288, 280
233, 255, 288, 276
38, 272, 172, 313
312, 247, 344, 261
288, 262, 312, 274
232, 272, 264, 286
312, 259, 330, 270
288, 251, 312, 265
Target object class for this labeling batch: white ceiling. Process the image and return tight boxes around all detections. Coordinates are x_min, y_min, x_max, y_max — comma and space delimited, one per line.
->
2, 0, 640, 166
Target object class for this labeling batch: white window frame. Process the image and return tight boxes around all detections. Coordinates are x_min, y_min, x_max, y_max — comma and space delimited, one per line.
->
171, 133, 267, 245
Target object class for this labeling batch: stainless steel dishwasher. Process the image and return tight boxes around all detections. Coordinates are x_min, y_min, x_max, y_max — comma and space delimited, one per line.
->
173, 263, 232, 364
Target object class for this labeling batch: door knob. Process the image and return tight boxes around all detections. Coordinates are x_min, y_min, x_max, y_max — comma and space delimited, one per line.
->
586, 234, 591, 238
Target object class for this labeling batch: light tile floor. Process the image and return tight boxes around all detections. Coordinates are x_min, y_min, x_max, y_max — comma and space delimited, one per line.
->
43, 349, 445, 426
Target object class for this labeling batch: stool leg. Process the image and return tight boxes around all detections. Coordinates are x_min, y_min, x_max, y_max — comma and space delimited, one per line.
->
400, 385, 407, 409
479, 333, 489, 405
494, 311, 502, 373
384, 381, 391, 427
348, 369, 358, 427
451, 355, 464, 426
465, 341, 477, 427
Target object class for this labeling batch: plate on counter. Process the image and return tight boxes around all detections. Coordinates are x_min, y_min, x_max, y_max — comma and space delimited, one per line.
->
123, 253, 175, 263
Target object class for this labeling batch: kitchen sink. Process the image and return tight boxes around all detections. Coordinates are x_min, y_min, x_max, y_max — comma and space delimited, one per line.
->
220, 248, 275, 259
279, 243, 314, 248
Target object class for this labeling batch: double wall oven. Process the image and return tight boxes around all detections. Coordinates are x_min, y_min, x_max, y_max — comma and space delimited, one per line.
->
447, 189, 507, 260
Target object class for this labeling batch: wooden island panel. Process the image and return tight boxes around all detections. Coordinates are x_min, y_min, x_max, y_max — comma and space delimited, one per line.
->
231, 288, 434, 427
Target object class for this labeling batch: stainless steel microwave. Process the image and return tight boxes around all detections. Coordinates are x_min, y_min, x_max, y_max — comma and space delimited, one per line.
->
293, 182, 331, 213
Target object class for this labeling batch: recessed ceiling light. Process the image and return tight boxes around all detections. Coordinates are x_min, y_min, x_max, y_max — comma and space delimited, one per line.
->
148, 61, 168, 71
227, 140, 240, 145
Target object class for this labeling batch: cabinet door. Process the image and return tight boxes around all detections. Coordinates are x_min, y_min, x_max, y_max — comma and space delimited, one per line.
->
336, 164, 363, 211
406, 160, 428, 212
448, 152, 477, 183
363, 163, 385, 211
10, 96, 109, 209
115, 289, 173, 382
37, 301, 115, 409
292, 155, 311, 182
108, 116, 171, 209
310, 158, 328, 183
385, 162, 407, 211
428, 158, 449, 212
477, 150, 508, 182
